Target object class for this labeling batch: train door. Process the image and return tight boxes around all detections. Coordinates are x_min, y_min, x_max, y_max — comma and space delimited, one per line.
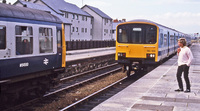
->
167, 31, 170, 56
0, 24, 10, 58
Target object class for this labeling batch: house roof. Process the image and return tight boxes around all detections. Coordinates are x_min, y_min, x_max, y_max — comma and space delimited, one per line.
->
14, 0, 53, 13
0, 3, 62, 23
82, 5, 112, 20
38, 0, 92, 17
14, 0, 71, 24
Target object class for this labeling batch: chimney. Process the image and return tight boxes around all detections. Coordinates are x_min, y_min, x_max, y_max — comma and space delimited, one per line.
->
122, 19, 126, 22
113, 19, 118, 23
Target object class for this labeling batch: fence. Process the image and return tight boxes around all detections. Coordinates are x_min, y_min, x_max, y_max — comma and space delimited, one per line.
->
66, 40, 115, 51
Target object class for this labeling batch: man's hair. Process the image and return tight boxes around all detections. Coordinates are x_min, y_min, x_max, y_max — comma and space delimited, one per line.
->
178, 38, 187, 46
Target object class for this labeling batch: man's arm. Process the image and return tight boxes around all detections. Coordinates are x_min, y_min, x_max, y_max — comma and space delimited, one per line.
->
186, 48, 193, 66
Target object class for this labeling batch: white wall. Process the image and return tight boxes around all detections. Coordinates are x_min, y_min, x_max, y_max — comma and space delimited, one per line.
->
64, 12, 93, 41
82, 6, 103, 40
102, 18, 113, 40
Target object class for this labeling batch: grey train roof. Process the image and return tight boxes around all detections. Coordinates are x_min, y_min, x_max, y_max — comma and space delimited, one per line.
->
82, 5, 112, 19
127, 19, 181, 33
39, 0, 92, 17
0, 3, 62, 23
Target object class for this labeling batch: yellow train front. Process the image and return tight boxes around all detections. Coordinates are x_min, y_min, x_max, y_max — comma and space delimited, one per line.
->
116, 19, 193, 76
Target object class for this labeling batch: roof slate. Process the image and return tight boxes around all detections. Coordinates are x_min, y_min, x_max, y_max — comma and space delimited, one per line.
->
82, 5, 112, 19
40, 0, 91, 16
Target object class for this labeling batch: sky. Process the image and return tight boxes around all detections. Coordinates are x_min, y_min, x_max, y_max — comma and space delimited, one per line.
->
4, 0, 200, 34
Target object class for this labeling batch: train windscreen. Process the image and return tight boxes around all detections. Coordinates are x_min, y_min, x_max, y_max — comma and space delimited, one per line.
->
117, 24, 157, 44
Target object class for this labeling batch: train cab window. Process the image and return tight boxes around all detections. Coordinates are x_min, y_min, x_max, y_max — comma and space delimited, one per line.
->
117, 24, 157, 44
39, 28, 53, 53
131, 28, 142, 43
0, 26, 6, 49
145, 26, 157, 44
118, 28, 129, 43
15, 26, 33, 55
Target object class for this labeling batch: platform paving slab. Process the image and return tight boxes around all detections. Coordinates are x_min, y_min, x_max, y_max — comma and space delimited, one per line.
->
91, 43, 200, 111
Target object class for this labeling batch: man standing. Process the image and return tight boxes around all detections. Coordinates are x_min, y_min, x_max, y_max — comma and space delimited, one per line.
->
175, 38, 193, 93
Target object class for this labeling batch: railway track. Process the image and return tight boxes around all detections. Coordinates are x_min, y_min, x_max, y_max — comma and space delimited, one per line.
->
3, 63, 121, 111
60, 71, 147, 111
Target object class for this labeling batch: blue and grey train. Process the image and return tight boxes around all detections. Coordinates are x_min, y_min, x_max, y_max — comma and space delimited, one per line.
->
0, 3, 66, 104
116, 19, 192, 76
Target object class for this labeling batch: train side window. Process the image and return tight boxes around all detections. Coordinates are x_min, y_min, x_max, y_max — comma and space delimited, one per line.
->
57, 30, 62, 48
164, 34, 167, 46
15, 26, 33, 55
39, 27, 53, 53
160, 33, 163, 46
0, 26, 6, 49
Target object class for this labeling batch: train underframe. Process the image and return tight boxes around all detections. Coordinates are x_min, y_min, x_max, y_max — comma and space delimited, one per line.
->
0, 68, 64, 108
117, 58, 157, 77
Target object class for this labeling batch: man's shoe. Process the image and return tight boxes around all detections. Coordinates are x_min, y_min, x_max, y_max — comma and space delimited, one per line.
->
175, 89, 183, 92
184, 89, 191, 93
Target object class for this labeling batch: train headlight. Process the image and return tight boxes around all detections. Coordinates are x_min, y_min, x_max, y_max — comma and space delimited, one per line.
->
147, 54, 155, 58
118, 53, 126, 57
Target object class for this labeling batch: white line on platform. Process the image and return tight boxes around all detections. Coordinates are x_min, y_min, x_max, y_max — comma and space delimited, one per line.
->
126, 61, 177, 111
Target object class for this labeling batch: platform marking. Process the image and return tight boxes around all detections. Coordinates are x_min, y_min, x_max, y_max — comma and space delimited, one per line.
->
126, 61, 177, 111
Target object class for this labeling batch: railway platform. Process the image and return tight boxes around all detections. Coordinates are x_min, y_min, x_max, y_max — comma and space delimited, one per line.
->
66, 47, 115, 62
92, 43, 200, 111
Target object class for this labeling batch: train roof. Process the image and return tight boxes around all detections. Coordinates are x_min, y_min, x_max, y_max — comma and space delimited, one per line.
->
0, 3, 62, 24
127, 19, 177, 31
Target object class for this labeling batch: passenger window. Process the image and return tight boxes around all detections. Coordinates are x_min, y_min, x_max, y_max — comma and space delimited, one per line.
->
160, 33, 163, 46
15, 26, 33, 55
57, 30, 62, 48
164, 34, 167, 46
0, 26, 6, 49
39, 27, 53, 53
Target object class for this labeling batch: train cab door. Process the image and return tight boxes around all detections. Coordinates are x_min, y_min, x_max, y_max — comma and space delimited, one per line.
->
0, 24, 10, 58
167, 32, 170, 56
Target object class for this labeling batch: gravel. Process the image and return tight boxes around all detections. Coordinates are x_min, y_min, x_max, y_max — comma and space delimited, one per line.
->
34, 70, 127, 111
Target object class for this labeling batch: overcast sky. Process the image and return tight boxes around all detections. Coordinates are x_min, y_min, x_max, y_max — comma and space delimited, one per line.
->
5, 0, 200, 34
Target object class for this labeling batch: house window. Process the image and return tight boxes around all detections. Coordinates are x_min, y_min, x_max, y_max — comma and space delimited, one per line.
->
104, 19, 106, 25
39, 27, 53, 53
15, 26, 33, 55
72, 14, 75, 19
82, 16, 84, 21
76, 27, 78, 32
81, 28, 84, 33
86, 17, 87, 21
85, 28, 87, 33
65, 12, 68, 18
0, 26, 6, 49
91, 18, 93, 24
76, 15, 79, 20
90, 29, 92, 35
72, 27, 75, 32
104, 29, 108, 33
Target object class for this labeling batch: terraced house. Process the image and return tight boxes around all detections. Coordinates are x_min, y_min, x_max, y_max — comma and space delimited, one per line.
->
14, 0, 113, 41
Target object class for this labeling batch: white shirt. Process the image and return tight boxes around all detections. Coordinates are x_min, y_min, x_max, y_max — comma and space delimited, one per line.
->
177, 46, 193, 66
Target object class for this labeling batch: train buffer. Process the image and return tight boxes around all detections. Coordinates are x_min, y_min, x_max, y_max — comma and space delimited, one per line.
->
92, 43, 200, 111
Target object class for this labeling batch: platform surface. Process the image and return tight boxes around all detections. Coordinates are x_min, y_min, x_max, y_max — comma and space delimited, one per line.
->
66, 47, 115, 62
92, 43, 200, 111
